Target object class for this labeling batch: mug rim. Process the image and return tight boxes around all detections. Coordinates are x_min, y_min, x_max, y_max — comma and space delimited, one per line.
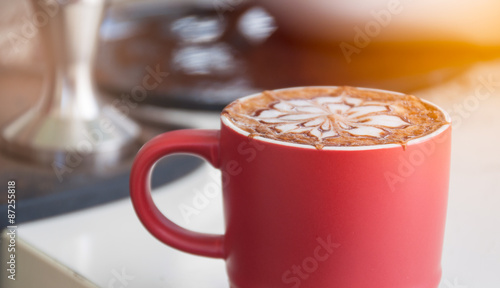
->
221, 86, 451, 151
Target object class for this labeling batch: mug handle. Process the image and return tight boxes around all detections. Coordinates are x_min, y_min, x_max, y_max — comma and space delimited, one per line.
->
130, 129, 225, 259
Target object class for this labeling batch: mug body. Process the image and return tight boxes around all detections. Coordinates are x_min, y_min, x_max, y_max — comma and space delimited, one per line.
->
219, 114, 451, 288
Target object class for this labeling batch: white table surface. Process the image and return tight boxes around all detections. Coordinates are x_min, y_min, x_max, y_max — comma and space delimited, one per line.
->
2, 62, 500, 288
10, 163, 229, 288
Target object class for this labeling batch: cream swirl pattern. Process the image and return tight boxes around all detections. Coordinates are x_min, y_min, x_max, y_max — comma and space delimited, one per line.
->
250, 93, 410, 141
222, 86, 448, 147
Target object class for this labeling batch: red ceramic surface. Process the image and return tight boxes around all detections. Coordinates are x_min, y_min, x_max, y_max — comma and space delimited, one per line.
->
130, 91, 451, 288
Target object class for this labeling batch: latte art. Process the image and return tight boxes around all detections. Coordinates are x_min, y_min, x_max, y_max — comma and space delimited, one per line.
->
251, 94, 410, 140
222, 87, 448, 148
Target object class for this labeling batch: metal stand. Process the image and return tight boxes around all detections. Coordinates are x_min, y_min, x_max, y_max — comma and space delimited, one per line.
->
1, 0, 140, 167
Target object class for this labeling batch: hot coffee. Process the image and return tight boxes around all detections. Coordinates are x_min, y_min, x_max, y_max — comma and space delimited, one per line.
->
131, 85, 452, 288
222, 86, 448, 148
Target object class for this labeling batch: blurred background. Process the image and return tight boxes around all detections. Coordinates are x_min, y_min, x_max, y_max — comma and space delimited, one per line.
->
0, 0, 499, 287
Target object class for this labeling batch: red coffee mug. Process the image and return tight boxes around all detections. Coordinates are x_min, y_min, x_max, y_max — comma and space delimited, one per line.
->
130, 87, 451, 288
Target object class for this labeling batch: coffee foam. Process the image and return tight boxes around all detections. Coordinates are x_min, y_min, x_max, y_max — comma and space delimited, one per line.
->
222, 87, 448, 148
